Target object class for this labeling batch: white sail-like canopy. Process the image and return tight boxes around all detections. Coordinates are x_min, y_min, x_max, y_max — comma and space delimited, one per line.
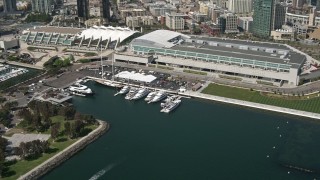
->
77, 26, 138, 42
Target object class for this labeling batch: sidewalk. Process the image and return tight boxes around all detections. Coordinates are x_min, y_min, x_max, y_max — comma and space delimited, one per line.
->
181, 91, 320, 120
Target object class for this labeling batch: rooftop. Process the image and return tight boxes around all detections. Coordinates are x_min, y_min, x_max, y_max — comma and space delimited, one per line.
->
189, 36, 290, 50
172, 45, 305, 68
131, 30, 190, 48
78, 25, 138, 42
24, 26, 84, 35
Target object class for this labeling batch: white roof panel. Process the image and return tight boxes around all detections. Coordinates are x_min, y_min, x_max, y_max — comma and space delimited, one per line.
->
115, 71, 157, 83
77, 26, 138, 42
133, 30, 190, 48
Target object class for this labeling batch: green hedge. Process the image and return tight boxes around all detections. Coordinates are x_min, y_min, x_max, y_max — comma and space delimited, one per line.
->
78, 59, 91, 63
84, 52, 97, 57
183, 69, 207, 75
219, 75, 242, 81
157, 65, 174, 70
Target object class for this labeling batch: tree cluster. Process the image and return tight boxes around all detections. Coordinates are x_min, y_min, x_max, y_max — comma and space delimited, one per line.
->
25, 13, 52, 23
18, 100, 96, 138
44, 56, 71, 70
0, 101, 18, 127
18, 140, 49, 159
0, 137, 7, 177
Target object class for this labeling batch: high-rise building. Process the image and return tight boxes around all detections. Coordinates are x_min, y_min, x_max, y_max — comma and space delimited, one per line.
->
3, 0, 17, 13
292, 0, 305, 8
218, 13, 239, 33
31, 0, 53, 14
252, 0, 274, 38
227, 0, 252, 15
102, 0, 110, 20
77, 0, 89, 20
272, 2, 286, 30
165, 12, 187, 30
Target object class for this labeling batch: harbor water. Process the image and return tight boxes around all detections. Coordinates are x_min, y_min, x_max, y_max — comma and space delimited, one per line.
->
43, 81, 320, 180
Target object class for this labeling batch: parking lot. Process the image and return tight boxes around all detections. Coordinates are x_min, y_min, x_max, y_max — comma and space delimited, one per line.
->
102, 65, 200, 91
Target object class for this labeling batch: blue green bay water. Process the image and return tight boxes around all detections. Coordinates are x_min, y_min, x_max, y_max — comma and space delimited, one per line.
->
44, 81, 320, 180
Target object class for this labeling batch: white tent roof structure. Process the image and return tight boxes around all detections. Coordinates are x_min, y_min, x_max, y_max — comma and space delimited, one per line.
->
115, 71, 157, 83
77, 26, 138, 42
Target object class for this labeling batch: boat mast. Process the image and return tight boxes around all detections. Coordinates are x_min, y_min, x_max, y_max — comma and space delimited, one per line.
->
112, 52, 114, 81
100, 43, 104, 79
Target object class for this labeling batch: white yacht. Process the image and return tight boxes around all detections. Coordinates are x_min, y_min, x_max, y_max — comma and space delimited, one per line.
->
115, 86, 130, 96
160, 95, 178, 108
125, 88, 138, 100
161, 99, 181, 113
148, 91, 167, 103
69, 83, 93, 95
144, 91, 157, 101
131, 88, 149, 100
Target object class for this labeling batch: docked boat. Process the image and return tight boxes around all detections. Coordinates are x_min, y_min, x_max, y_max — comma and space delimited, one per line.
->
125, 88, 138, 100
69, 83, 93, 95
96, 79, 122, 88
161, 99, 182, 113
144, 91, 157, 101
148, 91, 167, 103
71, 91, 86, 97
160, 95, 179, 108
115, 86, 130, 96
131, 88, 149, 100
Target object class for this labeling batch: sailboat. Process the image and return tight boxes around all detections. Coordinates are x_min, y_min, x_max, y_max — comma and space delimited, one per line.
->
95, 43, 122, 88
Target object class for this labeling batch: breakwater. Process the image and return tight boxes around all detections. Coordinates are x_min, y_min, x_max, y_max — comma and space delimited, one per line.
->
18, 120, 109, 180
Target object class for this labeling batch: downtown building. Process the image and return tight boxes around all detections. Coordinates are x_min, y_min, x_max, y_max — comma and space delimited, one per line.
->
89, 0, 110, 19
227, 0, 252, 16
77, 0, 89, 20
31, 0, 53, 14
114, 30, 307, 86
252, 0, 286, 38
3, 0, 17, 13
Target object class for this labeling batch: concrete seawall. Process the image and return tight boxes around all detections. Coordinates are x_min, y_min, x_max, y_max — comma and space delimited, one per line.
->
182, 91, 320, 120
18, 120, 109, 180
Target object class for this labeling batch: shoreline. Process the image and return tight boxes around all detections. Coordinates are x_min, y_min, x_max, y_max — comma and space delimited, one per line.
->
85, 76, 320, 120
181, 91, 320, 120
17, 120, 110, 180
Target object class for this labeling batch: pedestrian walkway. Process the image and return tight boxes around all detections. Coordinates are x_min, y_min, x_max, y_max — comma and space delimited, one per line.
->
181, 91, 320, 120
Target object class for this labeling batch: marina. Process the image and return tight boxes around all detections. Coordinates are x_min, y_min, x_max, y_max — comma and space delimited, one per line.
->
43, 82, 320, 180
0, 64, 29, 82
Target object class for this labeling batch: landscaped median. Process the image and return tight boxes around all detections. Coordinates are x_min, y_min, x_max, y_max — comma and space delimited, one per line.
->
183, 69, 207, 76
201, 83, 320, 113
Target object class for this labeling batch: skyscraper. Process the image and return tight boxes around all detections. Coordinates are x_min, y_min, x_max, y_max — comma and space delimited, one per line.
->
31, 0, 53, 14
77, 0, 89, 20
252, 0, 274, 38
227, 0, 253, 15
292, 0, 305, 8
102, 0, 110, 20
272, 2, 286, 30
3, 0, 17, 13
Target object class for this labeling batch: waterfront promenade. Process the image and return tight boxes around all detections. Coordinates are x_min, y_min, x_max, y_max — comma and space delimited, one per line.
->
181, 91, 320, 120
18, 120, 109, 180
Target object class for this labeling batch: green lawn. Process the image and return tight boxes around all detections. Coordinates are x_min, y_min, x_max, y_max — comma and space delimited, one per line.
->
3, 138, 77, 180
202, 83, 320, 113
2, 116, 98, 179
